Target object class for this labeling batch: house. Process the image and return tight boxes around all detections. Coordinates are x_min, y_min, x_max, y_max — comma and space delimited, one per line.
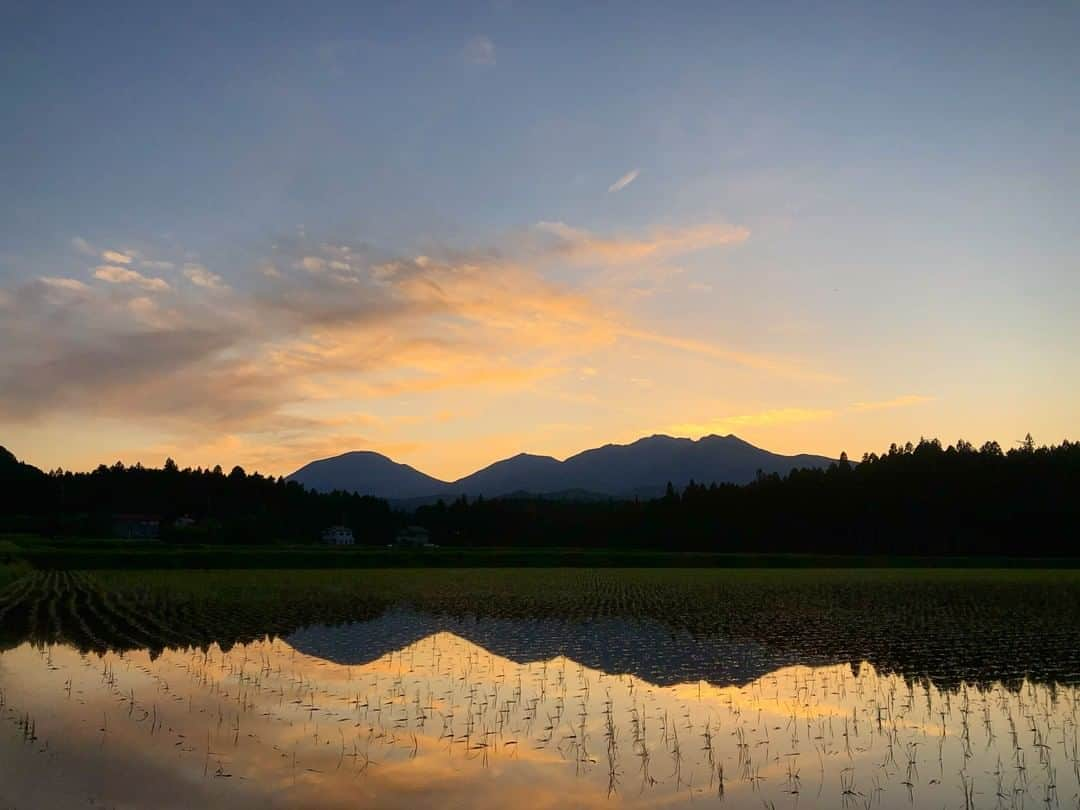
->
113, 514, 161, 540
321, 525, 355, 545
394, 525, 432, 548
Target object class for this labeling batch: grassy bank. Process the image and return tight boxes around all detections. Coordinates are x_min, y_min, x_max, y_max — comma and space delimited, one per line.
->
0, 539, 31, 587
0, 564, 30, 589
85, 565, 1080, 602
4, 534, 1080, 571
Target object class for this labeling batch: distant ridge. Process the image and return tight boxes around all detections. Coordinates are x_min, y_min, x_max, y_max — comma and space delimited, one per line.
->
286, 434, 837, 501
286, 450, 446, 500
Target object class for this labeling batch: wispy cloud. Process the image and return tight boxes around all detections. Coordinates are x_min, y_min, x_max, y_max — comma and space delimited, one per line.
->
620, 328, 842, 383
93, 265, 171, 291
130, 430, 424, 481
183, 263, 227, 290
464, 35, 496, 66
1, 238, 615, 431
0, 218, 838, 473
72, 237, 96, 257
850, 395, 935, 412
533, 221, 749, 266
39, 276, 91, 293
101, 250, 133, 265
607, 168, 640, 193
672, 408, 836, 436
672, 395, 935, 438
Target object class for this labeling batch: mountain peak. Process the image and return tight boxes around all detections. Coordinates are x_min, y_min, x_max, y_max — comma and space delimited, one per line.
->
698, 433, 752, 445
325, 449, 385, 461
288, 450, 447, 499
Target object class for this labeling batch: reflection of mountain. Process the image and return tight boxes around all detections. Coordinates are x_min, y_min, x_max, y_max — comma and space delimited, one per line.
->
3, 570, 1080, 693
287, 608, 840, 688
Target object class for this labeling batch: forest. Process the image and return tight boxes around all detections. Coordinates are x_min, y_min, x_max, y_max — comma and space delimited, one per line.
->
0, 448, 394, 544
1, 436, 1077, 555
415, 437, 1079, 555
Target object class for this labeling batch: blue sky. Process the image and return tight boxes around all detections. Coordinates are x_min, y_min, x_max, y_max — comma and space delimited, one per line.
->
2, 1, 1078, 476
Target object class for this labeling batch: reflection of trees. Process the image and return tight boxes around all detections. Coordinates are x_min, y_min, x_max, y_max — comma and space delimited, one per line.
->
1, 570, 1078, 693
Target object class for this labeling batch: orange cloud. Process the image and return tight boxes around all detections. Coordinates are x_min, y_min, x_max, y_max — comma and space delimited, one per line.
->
182, 263, 227, 290
131, 430, 425, 477
93, 264, 171, 291
850, 394, 935, 412
672, 408, 836, 436
101, 249, 133, 264
534, 220, 749, 265
1, 218, 846, 474
41, 278, 91, 296
620, 327, 842, 382
670, 396, 937, 442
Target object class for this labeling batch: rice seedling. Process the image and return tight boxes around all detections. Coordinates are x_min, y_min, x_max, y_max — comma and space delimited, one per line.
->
0, 567, 1077, 807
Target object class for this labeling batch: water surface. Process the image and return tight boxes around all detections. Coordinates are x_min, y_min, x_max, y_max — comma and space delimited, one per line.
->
1, 569, 1078, 808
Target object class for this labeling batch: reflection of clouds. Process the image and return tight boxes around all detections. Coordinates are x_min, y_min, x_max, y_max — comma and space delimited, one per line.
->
2, 632, 1076, 810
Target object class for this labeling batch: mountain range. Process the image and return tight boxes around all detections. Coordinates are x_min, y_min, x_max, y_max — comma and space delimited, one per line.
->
287, 434, 837, 502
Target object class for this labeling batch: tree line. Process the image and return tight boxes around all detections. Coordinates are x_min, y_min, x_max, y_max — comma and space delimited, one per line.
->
0, 448, 395, 544
1, 435, 1077, 555
413, 436, 1079, 556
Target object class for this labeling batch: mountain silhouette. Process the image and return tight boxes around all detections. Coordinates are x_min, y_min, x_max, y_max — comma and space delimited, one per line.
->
287, 434, 836, 500
286, 450, 447, 499
452, 452, 565, 495
553, 433, 833, 497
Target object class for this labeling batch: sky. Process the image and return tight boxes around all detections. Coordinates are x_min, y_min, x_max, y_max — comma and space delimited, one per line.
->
1, 1, 1078, 480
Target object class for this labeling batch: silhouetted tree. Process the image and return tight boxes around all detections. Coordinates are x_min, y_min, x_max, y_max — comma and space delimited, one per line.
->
2, 436, 1077, 556
412, 436, 1079, 556
0, 446, 395, 545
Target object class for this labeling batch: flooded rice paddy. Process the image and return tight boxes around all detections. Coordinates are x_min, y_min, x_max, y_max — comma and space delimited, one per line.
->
0, 568, 1078, 809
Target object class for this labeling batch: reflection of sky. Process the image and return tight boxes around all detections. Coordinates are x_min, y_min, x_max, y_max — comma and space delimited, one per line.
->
1, 631, 1076, 809
2, 2, 1078, 477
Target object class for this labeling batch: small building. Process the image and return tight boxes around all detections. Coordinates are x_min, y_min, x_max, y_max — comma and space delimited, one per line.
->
394, 525, 432, 548
113, 514, 161, 540
321, 525, 355, 546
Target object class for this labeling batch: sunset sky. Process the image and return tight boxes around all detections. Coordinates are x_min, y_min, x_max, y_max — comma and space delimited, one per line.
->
2, 1, 1077, 480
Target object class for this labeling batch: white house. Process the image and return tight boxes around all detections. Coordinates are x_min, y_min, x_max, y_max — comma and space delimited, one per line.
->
321, 525, 355, 545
